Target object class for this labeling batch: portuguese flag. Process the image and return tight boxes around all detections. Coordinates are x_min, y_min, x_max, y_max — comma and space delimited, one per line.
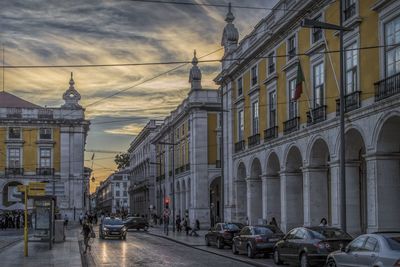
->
293, 61, 305, 101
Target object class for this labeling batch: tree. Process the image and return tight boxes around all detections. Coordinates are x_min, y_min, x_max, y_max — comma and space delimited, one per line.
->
114, 153, 130, 170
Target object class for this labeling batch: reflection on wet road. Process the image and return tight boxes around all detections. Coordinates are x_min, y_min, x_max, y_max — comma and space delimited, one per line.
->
87, 231, 253, 267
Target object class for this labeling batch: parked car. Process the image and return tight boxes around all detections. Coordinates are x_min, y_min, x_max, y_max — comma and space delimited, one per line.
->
273, 226, 353, 267
99, 217, 127, 240
232, 225, 284, 258
326, 232, 400, 267
124, 216, 149, 231
205, 222, 244, 249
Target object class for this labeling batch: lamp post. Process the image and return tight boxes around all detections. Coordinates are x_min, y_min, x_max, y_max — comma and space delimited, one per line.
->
301, 8, 352, 231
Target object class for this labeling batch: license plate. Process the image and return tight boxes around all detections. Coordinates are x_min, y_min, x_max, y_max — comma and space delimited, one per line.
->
111, 232, 120, 234
269, 238, 279, 242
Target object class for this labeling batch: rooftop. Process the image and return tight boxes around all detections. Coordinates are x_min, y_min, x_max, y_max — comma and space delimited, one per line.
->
0, 91, 42, 109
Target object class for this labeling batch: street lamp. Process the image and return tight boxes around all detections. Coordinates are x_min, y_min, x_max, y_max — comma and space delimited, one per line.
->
301, 6, 353, 232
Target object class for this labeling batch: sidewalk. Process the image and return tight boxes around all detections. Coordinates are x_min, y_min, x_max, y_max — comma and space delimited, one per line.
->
0, 225, 82, 267
0, 229, 24, 251
147, 226, 275, 267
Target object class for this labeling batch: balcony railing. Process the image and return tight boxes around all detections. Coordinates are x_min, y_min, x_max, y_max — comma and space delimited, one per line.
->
248, 134, 260, 148
38, 109, 54, 119
283, 117, 300, 135
36, 168, 55, 176
180, 166, 184, 172
6, 108, 22, 119
336, 91, 361, 115
307, 105, 327, 125
375, 72, 400, 101
185, 163, 190, 171
234, 140, 245, 153
5, 168, 24, 176
264, 126, 278, 142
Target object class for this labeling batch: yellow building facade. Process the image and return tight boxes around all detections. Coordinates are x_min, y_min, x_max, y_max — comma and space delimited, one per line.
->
217, 0, 400, 235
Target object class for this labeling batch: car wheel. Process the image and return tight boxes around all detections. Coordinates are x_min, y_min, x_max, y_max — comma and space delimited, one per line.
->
247, 245, 255, 258
205, 237, 210, 246
300, 253, 309, 267
326, 258, 337, 267
273, 249, 283, 265
217, 238, 224, 249
232, 243, 238, 254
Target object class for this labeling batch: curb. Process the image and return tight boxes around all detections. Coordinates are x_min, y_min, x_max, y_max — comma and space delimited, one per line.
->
146, 232, 273, 267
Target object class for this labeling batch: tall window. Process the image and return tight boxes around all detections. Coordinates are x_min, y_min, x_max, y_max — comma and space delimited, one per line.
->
313, 62, 325, 107
252, 101, 259, 134
312, 15, 323, 43
116, 191, 120, 197
40, 148, 51, 168
268, 52, 275, 74
238, 110, 244, 141
251, 65, 258, 86
39, 128, 52, 140
288, 78, 298, 119
8, 148, 21, 168
269, 91, 277, 127
116, 182, 120, 188
8, 127, 21, 139
345, 42, 358, 94
287, 35, 296, 60
343, 0, 356, 21
385, 16, 400, 76
237, 77, 243, 96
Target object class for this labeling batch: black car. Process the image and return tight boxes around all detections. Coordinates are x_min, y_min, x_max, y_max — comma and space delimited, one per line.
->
124, 217, 149, 231
273, 226, 353, 267
99, 217, 127, 240
205, 222, 244, 249
232, 225, 285, 258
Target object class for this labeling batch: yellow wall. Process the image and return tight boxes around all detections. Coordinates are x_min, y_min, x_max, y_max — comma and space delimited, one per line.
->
23, 128, 37, 172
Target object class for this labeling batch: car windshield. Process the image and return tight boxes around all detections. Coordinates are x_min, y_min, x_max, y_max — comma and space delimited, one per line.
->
222, 223, 240, 231
309, 228, 352, 239
103, 219, 123, 225
385, 236, 400, 251
254, 227, 273, 235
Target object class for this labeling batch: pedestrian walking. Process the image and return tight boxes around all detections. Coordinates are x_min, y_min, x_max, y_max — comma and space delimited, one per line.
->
176, 215, 181, 232
79, 213, 83, 225
245, 216, 249, 226
81, 220, 94, 253
319, 218, 328, 227
162, 205, 171, 236
269, 217, 278, 227
189, 219, 200, 237
64, 214, 69, 227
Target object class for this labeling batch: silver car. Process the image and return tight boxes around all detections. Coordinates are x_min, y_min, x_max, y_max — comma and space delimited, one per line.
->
326, 232, 400, 267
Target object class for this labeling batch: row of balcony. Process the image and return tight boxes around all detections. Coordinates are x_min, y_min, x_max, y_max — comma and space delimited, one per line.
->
234, 73, 400, 153
4, 168, 55, 176
175, 164, 191, 175
4, 108, 54, 119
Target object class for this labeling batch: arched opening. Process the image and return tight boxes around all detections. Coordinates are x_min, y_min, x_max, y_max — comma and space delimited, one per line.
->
307, 139, 331, 226
248, 158, 262, 225
2, 181, 23, 208
209, 176, 221, 227
265, 152, 281, 226
345, 128, 367, 235
282, 146, 304, 232
376, 116, 400, 231
235, 162, 247, 224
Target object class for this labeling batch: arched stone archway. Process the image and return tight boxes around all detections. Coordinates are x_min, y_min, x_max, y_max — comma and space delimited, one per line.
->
209, 176, 221, 226
248, 158, 262, 225
345, 128, 367, 235
373, 116, 400, 231
235, 162, 247, 224
282, 146, 303, 232
264, 152, 281, 226
304, 138, 331, 226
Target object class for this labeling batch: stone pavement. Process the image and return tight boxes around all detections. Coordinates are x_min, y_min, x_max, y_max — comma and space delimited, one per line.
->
147, 226, 277, 267
0, 229, 24, 250
0, 225, 82, 267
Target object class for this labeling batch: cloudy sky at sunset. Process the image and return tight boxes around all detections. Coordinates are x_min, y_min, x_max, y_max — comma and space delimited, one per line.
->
0, 0, 277, 190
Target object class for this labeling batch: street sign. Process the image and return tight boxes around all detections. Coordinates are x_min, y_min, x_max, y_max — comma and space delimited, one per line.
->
28, 182, 46, 196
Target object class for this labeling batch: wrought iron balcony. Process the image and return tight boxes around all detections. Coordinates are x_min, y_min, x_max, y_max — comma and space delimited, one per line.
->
283, 117, 300, 135
307, 105, 327, 125
185, 163, 190, 171
248, 134, 260, 148
180, 166, 184, 172
336, 91, 361, 115
375, 72, 400, 101
264, 126, 278, 142
5, 168, 24, 176
36, 168, 55, 176
234, 140, 246, 153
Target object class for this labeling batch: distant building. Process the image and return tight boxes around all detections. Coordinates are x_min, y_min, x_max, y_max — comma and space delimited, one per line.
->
127, 120, 163, 218
0, 73, 90, 220
152, 51, 222, 227
96, 170, 130, 214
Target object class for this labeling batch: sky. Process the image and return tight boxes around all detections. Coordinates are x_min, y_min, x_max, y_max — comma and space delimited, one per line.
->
0, 0, 278, 191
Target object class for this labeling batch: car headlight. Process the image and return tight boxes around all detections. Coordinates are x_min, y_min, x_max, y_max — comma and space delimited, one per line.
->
103, 227, 108, 231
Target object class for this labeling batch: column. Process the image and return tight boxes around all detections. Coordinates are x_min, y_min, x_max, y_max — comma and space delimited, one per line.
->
329, 162, 341, 228
246, 177, 262, 225
302, 166, 329, 227
345, 161, 362, 235
280, 171, 303, 233
262, 175, 281, 225
234, 179, 247, 223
